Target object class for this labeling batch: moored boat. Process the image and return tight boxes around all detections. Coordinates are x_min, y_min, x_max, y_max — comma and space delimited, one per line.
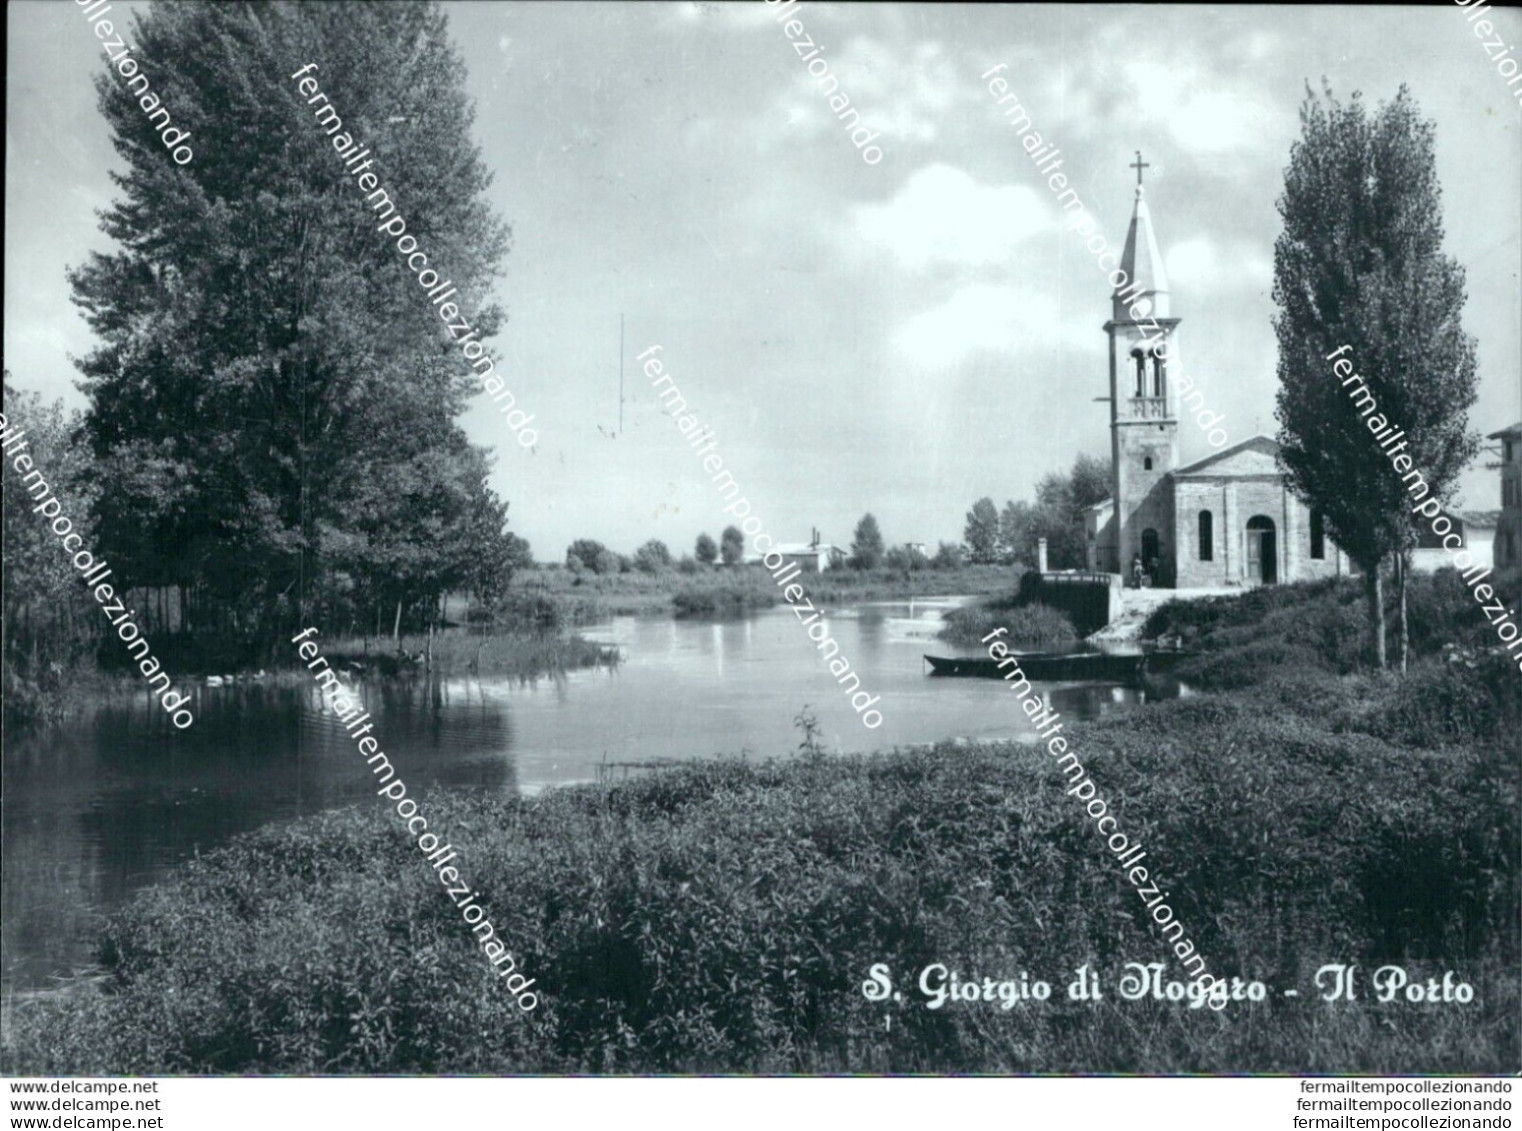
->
924, 651, 1152, 683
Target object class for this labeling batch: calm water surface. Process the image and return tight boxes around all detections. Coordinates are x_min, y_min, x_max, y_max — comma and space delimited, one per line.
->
2, 598, 1178, 992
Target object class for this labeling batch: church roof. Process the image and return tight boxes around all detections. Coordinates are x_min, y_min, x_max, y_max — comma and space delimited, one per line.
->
1487, 422, 1522, 440
1171, 434, 1282, 477
1114, 185, 1171, 321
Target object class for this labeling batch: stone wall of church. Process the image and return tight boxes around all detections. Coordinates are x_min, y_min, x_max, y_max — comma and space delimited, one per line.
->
1172, 477, 1345, 587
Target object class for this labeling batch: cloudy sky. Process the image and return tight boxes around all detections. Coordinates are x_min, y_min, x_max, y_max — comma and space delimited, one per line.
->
7, 1, 1521, 559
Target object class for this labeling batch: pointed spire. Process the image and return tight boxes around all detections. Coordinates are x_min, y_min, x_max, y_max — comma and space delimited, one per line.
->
1113, 180, 1170, 322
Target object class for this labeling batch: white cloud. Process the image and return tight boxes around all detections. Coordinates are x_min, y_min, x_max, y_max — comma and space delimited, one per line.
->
852, 164, 1050, 267
1166, 237, 1218, 286
1167, 236, 1273, 292
892, 282, 1082, 368
1124, 61, 1269, 155
755, 33, 966, 151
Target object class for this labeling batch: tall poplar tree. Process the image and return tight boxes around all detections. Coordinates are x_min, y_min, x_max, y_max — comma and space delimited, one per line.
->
69, 0, 515, 642
850, 513, 885, 570
1272, 84, 1479, 669
963, 498, 1001, 564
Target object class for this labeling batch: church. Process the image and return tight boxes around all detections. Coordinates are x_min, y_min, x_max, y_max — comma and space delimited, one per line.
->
1083, 164, 1350, 588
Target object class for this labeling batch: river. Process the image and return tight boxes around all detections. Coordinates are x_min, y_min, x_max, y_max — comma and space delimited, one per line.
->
1, 598, 1179, 994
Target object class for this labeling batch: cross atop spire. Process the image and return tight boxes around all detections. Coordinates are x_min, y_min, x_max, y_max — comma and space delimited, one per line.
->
1113, 150, 1170, 319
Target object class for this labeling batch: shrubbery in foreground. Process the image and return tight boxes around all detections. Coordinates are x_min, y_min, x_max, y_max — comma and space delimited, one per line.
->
5, 665, 1514, 1074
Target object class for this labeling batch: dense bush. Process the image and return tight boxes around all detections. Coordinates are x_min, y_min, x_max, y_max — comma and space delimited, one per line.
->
565, 539, 617, 575
633, 540, 672, 574
1404, 568, 1508, 655
938, 601, 1078, 648
1340, 647, 1522, 749
1144, 571, 1512, 675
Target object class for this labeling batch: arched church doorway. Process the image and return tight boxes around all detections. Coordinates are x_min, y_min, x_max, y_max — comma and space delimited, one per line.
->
1140, 528, 1161, 584
1246, 516, 1277, 584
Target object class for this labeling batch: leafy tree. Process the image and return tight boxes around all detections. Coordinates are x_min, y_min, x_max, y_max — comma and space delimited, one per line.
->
884, 544, 929, 572
1273, 84, 1479, 669
1069, 454, 1111, 514
963, 497, 1001, 564
676, 554, 699, 575
456, 492, 529, 613
999, 500, 1036, 567
566, 539, 613, 574
1031, 454, 1110, 569
931, 541, 964, 569
720, 525, 745, 566
69, 1, 513, 643
330, 440, 517, 638
694, 532, 718, 565
850, 513, 885, 570
633, 539, 672, 574
2, 377, 104, 706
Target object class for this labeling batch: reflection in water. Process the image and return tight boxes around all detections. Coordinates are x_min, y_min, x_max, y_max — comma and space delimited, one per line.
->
2, 678, 515, 994
2, 599, 1180, 993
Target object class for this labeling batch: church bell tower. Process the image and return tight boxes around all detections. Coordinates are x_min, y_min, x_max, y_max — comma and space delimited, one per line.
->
1104, 152, 1180, 581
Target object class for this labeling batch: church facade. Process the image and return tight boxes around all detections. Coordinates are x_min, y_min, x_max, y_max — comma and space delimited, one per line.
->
1083, 170, 1350, 587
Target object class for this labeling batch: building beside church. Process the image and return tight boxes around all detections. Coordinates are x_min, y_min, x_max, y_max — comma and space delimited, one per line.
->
1084, 166, 1350, 587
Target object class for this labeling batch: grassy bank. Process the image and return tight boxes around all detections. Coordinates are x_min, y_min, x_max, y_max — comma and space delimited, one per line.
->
5, 579, 1515, 1073
938, 600, 1078, 648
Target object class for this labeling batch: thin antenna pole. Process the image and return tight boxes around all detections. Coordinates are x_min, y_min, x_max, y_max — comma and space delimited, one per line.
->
619, 314, 625, 435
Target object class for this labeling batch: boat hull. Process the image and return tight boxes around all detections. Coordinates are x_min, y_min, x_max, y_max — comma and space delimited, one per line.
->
924, 652, 1149, 683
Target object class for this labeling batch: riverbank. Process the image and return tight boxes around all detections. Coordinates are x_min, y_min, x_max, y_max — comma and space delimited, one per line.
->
511, 562, 1020, 623
4, 575, 1514, 1075
1, 628, 617, 734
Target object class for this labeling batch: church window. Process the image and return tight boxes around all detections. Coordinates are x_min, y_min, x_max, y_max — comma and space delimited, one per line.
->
1198, 510, 1213, 561
1152, 356, 1167, 397
1144, 457, 1153, 471
1132, 350, 1146, 397
1310, 510, 1325, 560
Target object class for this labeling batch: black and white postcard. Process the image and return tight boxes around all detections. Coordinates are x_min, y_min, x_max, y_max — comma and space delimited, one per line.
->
3, 0, 1519, 1105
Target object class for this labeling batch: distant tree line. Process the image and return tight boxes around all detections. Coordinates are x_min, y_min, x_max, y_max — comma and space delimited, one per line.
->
561, 518, 969, 577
